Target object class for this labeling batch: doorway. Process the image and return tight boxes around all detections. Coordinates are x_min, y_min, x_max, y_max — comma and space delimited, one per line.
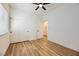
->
42, 21, 48, 41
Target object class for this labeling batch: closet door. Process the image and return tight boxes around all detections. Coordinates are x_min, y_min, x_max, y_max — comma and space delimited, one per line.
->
10, 18, 34, 43
10, 11, 37, 43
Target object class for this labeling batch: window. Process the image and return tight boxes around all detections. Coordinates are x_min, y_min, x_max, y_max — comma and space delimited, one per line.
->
0, 4, 9, 35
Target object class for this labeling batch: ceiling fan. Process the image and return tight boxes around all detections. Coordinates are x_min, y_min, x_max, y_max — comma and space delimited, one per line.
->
33, 3, 50, 10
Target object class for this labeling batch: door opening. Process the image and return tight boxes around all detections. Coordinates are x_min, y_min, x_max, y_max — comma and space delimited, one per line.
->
43, 21, 48, 41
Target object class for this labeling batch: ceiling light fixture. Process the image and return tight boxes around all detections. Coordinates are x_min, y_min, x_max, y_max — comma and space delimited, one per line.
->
33, 3, 50, 10
39, 4, 42, 7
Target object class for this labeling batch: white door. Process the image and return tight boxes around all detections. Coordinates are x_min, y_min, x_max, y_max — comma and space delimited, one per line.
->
10, 19, 32, 43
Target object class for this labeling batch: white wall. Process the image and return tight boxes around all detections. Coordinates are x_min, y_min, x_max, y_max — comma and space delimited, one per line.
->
0, 4, 10, 55
10, 8, 43, 43
1, 3, 10, 13
0, 33, 10, 55
44, 4, 79, 51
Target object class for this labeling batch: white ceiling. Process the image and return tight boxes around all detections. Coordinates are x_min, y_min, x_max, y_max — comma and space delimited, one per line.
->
10, 3, 78, 16
10, 3, 58, 16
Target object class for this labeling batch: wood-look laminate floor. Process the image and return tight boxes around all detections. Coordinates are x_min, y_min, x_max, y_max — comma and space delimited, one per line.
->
5, 36, 79, 56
